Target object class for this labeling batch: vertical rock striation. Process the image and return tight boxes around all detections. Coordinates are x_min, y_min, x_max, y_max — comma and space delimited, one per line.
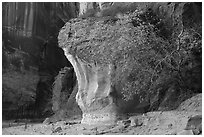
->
64, 53, 117, 124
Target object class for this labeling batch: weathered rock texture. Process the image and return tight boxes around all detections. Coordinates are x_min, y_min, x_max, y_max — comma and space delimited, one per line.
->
52, 67, 76, 113
63, 54, 118, 125
58, 2, 201, 124
43, 67, 82, 124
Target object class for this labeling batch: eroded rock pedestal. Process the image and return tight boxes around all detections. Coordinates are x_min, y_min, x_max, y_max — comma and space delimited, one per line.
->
58, 2, 201, 125
58, 15, 153, 124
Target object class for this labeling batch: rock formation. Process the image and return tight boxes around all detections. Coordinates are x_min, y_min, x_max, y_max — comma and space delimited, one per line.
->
44, 67, 82, 124
58, 12, 156, 125
58, 2, 201, 125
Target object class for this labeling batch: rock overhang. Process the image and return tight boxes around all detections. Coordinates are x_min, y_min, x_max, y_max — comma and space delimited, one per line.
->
58, 12, 150, 64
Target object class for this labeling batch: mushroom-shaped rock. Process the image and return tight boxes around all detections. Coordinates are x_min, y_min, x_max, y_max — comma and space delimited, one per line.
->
58, 12, 168, 125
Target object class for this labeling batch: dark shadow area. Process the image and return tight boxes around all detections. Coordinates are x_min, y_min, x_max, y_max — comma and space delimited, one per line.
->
2, 2, 79, 120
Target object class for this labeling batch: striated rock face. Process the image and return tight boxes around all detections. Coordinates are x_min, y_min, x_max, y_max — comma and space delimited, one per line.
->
64, 53, 118, 124
58, 2, 202, 125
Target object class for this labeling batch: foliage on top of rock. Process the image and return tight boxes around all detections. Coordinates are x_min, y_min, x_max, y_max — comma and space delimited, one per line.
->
58, 9, 167, 65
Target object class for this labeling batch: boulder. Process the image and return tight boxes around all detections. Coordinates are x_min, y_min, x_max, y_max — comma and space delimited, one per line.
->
177, 93, 202, 112
185, 115, 202, 135
59, 14, 157, 124
129, 115, 144, 127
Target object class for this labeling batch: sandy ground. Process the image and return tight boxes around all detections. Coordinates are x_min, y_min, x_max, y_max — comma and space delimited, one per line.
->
2, 94, 202, 135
